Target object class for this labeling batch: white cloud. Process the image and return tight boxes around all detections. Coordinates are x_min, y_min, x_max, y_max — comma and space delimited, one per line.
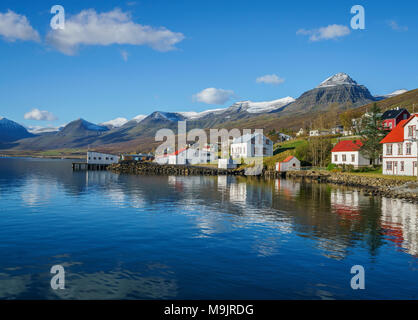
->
256, 74, 285, 85
24, 108, 58, 121
120, 50, 129, 61
388, 20, 408, 32
193, 88, 235, 105
0, 10, 40, 42
46, 8, 185, 55
297, 24, 350, 42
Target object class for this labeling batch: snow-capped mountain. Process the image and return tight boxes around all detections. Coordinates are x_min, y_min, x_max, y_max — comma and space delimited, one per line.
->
286, 72, 375, 113
0, 117, 34, 142
317, 72, 358, 88
100, 117, 128, 129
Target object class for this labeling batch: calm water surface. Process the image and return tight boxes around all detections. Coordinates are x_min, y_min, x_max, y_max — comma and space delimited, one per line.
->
0, 157, 417, 299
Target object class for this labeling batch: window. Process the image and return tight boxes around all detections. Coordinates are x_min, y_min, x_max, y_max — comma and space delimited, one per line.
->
351, 154, 355, 162
98, 157, 102, 160
398, 143, 403, 155
386, 144, 392, 155
93, 157, 97, 160
386, 161, 392, 170
403, 113, 408, 120
408, 125, 416, 137
406, 143, 412, 155
334, 154, 338, 162
106, 157, 109, 160
266, 140, 270, 145
263, 147, 267, 155
342, 154, 347, 162
389, 122, 393, 129
401, 161, 404, 171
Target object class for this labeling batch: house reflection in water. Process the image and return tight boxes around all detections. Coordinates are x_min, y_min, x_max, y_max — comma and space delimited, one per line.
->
330, 190, 362, 221
274, 179, 300, 199
381, 198, 418, 256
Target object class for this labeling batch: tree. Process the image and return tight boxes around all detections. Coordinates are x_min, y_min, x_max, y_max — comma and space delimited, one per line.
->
358, 103, 387, 165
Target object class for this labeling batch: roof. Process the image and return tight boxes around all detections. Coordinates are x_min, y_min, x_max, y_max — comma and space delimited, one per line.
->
277, 156, 299, 164
331, 140, 363, 152
157, 147, 188, 158
282, 156, 294, 162
380, 115, 418, 144
382, 108, 408, 120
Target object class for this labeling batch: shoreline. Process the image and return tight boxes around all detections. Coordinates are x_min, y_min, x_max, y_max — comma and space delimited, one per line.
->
283, 170, 418, 203
108, 162, 418, 202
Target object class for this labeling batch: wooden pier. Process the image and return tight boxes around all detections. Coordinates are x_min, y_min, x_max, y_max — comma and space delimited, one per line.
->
72, 162, 110, 171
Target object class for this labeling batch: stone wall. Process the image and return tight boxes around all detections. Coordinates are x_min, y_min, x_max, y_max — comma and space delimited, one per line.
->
108, 161, 245, 176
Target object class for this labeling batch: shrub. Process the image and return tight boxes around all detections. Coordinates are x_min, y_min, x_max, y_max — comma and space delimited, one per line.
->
327, 163, 337, 171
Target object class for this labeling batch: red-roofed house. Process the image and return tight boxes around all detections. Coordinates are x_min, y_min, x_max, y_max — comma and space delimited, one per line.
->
380, 114, 418, 176
276, 156, 300, 172
331, 140, 379, 168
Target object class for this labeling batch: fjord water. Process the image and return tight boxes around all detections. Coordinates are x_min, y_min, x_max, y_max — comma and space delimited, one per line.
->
0, 158, 417, 300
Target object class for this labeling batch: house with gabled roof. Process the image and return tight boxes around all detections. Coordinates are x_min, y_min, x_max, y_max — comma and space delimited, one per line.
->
331, 140, 379, 168
381, 107, 410, 131
230, 133, 273, 159
380, 114, 418, 176
276, 156, 300, 172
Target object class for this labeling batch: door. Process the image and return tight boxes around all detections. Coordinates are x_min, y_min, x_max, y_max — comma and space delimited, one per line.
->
414, 161, 417, 176
393, 161, 398, 175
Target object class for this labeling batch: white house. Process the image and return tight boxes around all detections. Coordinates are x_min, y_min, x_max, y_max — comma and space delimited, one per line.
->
309, 129, 330, 137
87, 151, 119, 165
381, 115, 418, 176
331, 140, 377, 168
276, 156, 300, 172
296, 128, 305, 137
155, 147, 215, 165
230, 133, 273, 159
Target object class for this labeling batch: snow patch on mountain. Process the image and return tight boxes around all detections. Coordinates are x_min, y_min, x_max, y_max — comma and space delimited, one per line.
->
382, 89, 408, 98
234, 96, 296, 113
27, 126, 62, 134
317, 72, 358, 88
132, 114, 146, 123
101, 117, 128, 128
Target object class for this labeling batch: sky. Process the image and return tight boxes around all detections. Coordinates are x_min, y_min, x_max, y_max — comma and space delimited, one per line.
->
0, 0, 417, 130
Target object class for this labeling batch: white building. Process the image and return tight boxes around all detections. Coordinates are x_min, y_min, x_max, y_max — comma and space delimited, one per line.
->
87, 151, 119, 165
230, 133, 273, 159
155, 147, 215, 165
309, 129, 330, 137
331, 140, 377, 168
276, 156, 300, 172
218, 158, 237, 169
296, 128, 305, 137
381, 115, 418, 176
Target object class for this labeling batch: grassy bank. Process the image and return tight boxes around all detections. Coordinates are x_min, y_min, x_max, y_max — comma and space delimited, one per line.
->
0, 148, 87, 159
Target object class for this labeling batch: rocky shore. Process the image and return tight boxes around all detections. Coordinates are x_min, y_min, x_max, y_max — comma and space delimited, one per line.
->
108, 161, 245, 176
285, 170, 418, 203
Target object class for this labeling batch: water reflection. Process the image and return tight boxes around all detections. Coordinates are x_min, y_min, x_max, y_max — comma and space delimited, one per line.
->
0, 158, 417, 299
381, 198, 418, 256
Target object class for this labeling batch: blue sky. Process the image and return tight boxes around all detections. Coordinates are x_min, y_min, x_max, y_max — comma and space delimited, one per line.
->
0, 0, 417, 129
